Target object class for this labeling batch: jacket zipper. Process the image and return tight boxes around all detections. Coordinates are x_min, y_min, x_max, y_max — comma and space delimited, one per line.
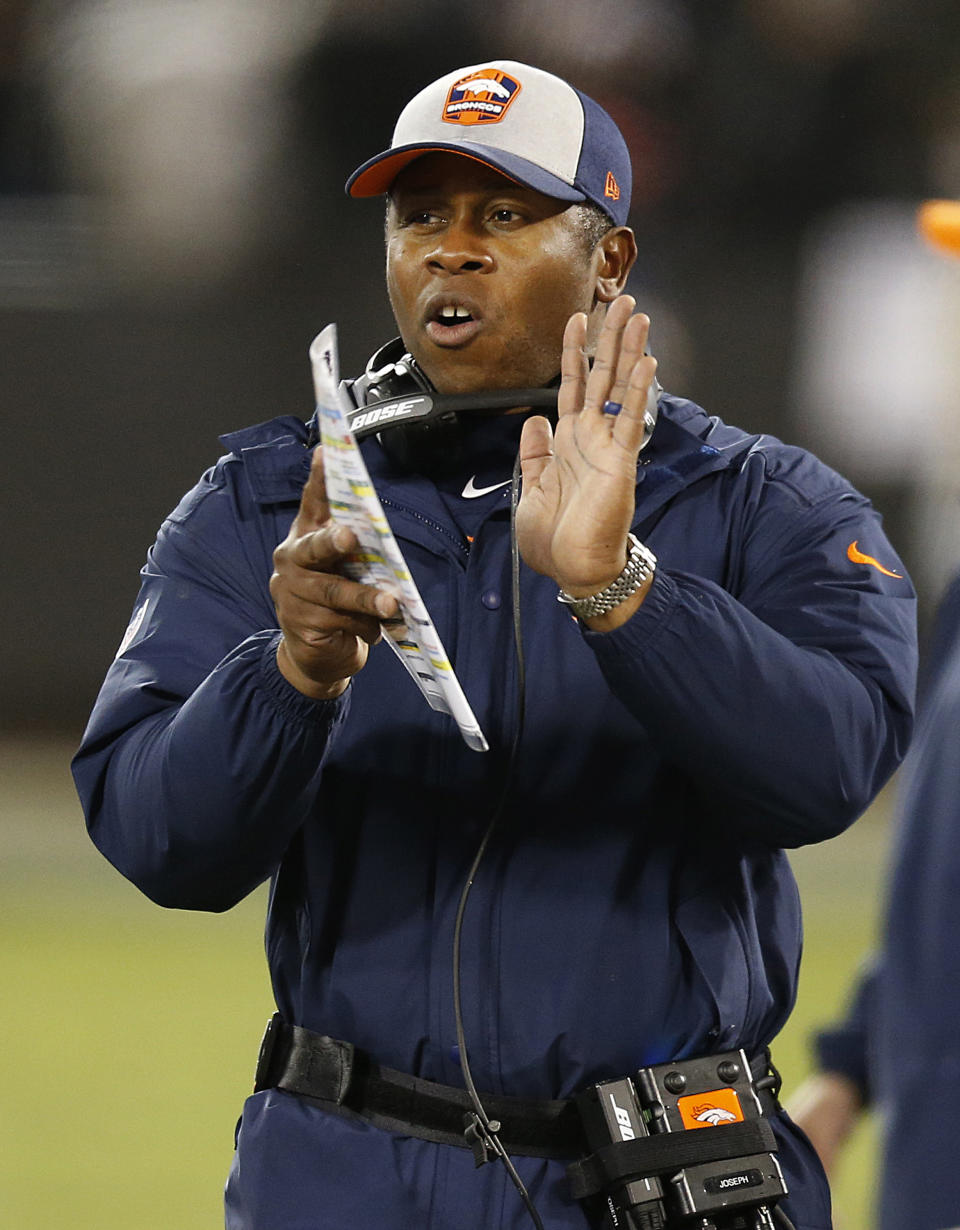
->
380, 498, 471, 559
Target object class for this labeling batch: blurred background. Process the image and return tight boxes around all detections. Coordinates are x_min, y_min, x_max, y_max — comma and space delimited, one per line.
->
2, 1, 958, 1226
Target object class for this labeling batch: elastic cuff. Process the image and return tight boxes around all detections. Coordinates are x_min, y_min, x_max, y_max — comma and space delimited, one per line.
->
579, 566, 679, 650
257, 632, 350, 727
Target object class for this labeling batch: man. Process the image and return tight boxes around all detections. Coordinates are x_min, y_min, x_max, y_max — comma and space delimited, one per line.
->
72, 61, 916, 1229
789, 201, 960, 1230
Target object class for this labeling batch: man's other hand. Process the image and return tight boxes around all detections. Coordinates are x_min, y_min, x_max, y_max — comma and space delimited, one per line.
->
270, 447, 399, 699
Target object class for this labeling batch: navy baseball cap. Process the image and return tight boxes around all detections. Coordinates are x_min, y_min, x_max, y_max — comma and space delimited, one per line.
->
346, 60, 632, 227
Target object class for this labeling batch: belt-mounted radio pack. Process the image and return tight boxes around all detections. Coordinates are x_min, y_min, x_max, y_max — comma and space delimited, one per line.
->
255, 1018, 795, 1230
570, 1050, 789, 1230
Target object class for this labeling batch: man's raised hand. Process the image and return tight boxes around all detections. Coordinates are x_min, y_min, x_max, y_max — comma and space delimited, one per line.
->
515, 296, 657, 628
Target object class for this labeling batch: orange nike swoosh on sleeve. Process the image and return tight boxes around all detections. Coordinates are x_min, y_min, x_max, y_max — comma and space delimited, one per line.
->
847, 540, 903, 578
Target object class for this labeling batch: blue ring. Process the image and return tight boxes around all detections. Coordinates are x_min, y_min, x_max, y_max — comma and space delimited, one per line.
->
602, 399, 623, 417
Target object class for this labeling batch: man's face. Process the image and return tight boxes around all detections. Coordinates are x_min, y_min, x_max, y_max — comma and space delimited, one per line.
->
385, 153, 602, 395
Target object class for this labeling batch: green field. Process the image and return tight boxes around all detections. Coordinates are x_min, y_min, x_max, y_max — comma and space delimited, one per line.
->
1, 738, 887, 1228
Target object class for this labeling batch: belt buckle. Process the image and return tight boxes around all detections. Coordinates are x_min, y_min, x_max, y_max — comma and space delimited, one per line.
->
253, 1013, 283, 1093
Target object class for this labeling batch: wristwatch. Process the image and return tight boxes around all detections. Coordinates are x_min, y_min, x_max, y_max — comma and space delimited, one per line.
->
556, 533, 657, 620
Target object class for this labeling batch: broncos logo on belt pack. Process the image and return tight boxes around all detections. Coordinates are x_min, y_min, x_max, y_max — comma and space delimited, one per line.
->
691, 1104, 740, 1126
678, 1087, 745, 1130
443, 69, 522, 126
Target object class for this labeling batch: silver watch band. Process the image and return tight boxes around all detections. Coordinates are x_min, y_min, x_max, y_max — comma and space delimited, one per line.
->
556, 533, 657, 620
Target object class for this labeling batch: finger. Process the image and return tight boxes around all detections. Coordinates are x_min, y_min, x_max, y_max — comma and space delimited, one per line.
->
293, 446, 331, 532
277, 559, 399, 620
557, 312, 589, 419
293, 567, 399, 621
582, 295, 635, 414
273, 522, 354, 593
518, 415, 555, 487
602, 312, 649, 419
284, 522, 357, 573
280, 591, 386, 647
611, 353, 658, 454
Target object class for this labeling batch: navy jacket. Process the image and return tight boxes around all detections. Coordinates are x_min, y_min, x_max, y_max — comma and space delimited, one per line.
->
72, 395, 916, 1230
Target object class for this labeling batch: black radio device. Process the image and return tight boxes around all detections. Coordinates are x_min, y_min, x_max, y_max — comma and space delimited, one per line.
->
571, 1050, 790, 1230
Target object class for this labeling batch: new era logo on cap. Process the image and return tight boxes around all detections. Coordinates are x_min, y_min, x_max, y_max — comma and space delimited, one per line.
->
346, 60, 632, 227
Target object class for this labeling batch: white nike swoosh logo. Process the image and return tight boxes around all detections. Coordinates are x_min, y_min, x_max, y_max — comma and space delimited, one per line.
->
461, 476, 511, 499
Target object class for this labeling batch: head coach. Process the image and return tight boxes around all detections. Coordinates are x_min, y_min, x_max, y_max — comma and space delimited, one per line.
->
72, 61, 916, 1230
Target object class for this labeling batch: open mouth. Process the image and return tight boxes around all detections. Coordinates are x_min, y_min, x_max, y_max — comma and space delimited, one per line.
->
434, 304, 475, 327
425, 302, 482, 346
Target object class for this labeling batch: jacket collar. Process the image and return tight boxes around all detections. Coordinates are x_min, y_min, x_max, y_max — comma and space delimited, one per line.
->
630, 398, 747, 522
219, 417, 312, 504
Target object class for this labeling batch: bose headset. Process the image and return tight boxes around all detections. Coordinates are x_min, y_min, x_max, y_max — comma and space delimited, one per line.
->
336, 336, 660, 475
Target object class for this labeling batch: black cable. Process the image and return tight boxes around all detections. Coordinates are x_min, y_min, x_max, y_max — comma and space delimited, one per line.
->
450, 450, 544, 1230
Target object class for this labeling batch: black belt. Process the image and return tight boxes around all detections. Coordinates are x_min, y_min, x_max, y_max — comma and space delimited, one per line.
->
253, 1015, 781, 1163
254, 1015, 586, 1158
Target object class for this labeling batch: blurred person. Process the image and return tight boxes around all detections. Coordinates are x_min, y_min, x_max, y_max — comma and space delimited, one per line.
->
26, 0, 329, 293
789, 202, 960, 1230
790, 200, 960, 611
72, 61, 916, 1230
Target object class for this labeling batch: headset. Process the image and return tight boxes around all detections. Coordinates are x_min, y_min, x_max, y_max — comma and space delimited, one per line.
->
338, 336, 660, 474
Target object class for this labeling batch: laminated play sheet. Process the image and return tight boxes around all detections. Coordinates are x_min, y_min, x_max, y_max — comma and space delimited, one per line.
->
309, 325, 488, 753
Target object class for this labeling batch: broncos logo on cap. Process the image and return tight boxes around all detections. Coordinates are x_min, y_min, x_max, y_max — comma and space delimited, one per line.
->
443, 69, 522, 126
460, 76, 512, 100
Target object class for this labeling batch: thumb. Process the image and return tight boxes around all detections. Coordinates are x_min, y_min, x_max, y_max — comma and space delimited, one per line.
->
518, 415, 554, 489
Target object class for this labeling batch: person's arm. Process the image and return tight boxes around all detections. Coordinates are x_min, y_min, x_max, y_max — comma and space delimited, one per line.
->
786, 963, 877, 1177
581, 498, 914, 848
786, 1071, 865, 1180
72, 444, 398, 912
517, 301, 915, 849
